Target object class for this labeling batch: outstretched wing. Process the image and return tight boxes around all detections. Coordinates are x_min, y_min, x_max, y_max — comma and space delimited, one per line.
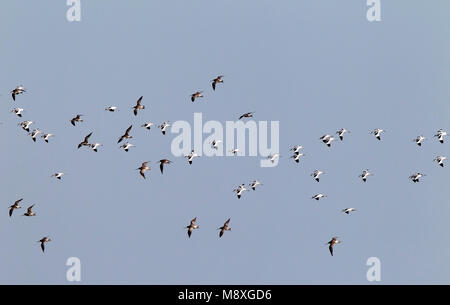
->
136, 96, 143, 106
126, 125, 133, 134
84, 132, 93, 142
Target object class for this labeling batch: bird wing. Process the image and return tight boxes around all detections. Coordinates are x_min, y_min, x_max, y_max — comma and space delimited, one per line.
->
329, 244, 334, 256
9, 207, 13, 217
136, 96, 143, 106
190, 217, 197, 225
15, 198, 23, 205
41, 242, 45, 253
160, 162, 164, 174
84, 132, 92, 142
126, 125, 133, 134
212, 81, 216, 91
27, 205, 34, 213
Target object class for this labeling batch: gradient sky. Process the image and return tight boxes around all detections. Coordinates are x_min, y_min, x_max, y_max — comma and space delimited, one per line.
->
1, 0, 450, 284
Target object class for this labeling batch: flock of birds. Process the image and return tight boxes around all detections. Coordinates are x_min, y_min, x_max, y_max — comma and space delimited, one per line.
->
5, 81, 449, 256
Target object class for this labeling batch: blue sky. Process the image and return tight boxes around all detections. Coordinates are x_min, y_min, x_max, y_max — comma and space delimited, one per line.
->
1, 0, 450, 284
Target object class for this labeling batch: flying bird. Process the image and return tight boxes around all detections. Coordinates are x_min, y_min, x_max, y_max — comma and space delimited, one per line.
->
159, 159, 172, 174
312, 193, 326, 201
267, 153, 280, 163
105, 106, 118, 112
238, 112, 254, 120
29, 129, 41, 142
327, 237, 341, 256
41, 133, 54, 143
218, 218, 231, 238
133, 96, 145, 116
118, 125, 133, 143
141, 122, 155, 130
434, 156, 446, 167
120, 142, 135, 152
19, 120, 33, 132
290, 153, 305, 163
336, 128, 350, 141
157, 121, 170, 135
70, 114, 84, 126
11, 85, 26, 101
211, 75, 224, 91
409, 172, 425, 183
342, 208, 356, 214
290, 145, 304, 153
311, 170, 325, 182
359, 169, 372, 182
186, 217, 199, 238
185, 150, 199, 165
9, 198, 23, 217
78, 132, 92, 149
229, 148, 240, 155
371, 128, 385, 141
249, 180, 262, 190
211, 140, 222, 150
413, 135, 426, 146
51, 172, 64, 180
90, 143, 103, 152
11, 107, 24, 117
136, 161, 151, 179
434, 129, 447, 143
320, 134, 335, 147
23, 204, 36, 217
38, 236, 51, 253
191, 91, 204, 102
233, 184, 248, 199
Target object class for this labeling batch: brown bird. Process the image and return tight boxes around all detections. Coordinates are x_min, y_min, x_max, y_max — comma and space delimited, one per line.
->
77, 132, 92, 149
238, 112, 254, 120
136, 161, 151, 179
186, 217, 199, 238
327, 237, 341, 256
38, 236, 51, 253
23, 204, 36, 217
191, 91, 204, 102
9, 198, 23, 217
218, 218, 231, 238
11, 85, 26, 101
211, 75, 224, 91
133, 96, 145, 116
70, 114, 84, 126
118, 125, 133, 143
159, 159, 172, 174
